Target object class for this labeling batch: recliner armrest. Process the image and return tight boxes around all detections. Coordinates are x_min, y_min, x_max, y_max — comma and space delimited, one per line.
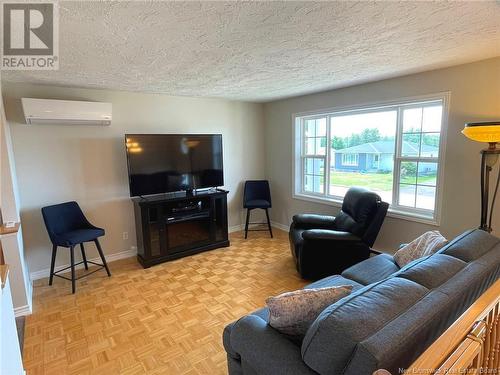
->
292, 214, 336, 229
297, 230, 370, 279
302, 229, 361, 242
230, 315, 317, 375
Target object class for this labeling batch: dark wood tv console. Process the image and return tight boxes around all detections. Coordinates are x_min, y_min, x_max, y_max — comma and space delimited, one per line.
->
132, 189, 229, 268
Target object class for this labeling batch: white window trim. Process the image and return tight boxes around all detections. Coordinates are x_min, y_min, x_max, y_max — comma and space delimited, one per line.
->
292, 92, 450, 226
341, 153, 359, 167
301, 115, 328, 194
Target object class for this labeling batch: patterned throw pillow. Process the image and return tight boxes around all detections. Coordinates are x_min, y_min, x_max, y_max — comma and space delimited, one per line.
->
394, 230, 448, 268
266, 285, 353, 337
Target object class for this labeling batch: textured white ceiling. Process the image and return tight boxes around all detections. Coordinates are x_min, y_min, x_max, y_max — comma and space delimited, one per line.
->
3, 1, 500, 102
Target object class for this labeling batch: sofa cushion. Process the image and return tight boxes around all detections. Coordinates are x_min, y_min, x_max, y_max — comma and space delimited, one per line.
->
224, 307, 269, 359
349, 250, 500, 375
224, 275, 365, 357
223, 322, 241, 359
341, 253, 400, 285
343, 289, 451, 375
474, 240, 500, 269
252, 307, 269, 321
230, 315, 319, 375
396, 254, 466, 289
301, 277, 428, 375
436, 255, 500, 316
439, 229, 500, 262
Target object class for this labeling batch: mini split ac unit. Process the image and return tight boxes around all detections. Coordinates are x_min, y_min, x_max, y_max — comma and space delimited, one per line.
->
21, 98, 112, 126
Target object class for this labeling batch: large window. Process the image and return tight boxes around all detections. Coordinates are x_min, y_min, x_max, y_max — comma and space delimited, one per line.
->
295, 96, 447, 223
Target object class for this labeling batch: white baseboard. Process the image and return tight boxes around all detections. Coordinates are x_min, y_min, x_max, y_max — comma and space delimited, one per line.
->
29, 248, 137, 281
228, 224, 244, 233
14, 304, 32, 317
271, 221, 290, 232
25, 279, 33, 314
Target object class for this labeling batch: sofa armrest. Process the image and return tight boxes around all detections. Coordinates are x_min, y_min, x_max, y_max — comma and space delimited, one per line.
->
302, 229, 360, 242
230, 315, 317, 375
292, 214, 336, 229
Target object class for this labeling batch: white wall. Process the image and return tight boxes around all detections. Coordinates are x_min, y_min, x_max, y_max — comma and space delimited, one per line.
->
3, 57, 500, 276
0, 82, 32, 313
2, 83, 265, 276
264, 57, 500, 251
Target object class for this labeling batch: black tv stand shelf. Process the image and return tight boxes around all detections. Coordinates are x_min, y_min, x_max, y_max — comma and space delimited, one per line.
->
132, 189, 229, 268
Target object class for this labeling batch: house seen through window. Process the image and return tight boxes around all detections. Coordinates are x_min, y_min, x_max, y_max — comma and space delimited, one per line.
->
297, 97, 446, 222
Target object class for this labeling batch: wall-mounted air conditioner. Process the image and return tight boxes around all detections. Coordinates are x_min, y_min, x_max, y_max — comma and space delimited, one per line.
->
21, 98, 112, 126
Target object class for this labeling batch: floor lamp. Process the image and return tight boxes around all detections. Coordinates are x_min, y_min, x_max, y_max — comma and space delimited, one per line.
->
462, 122, 500, 233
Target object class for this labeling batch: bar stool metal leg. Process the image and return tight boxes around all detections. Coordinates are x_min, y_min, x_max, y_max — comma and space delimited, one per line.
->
94, 239, 111, 277
265, 208, 273, 238
70, 245, 76, 294
49, 245, 57, 286
80, 243, 88, 270
244, 209, 251, 239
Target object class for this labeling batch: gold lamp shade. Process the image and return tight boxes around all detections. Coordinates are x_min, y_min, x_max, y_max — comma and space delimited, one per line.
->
462, 121, 500, 144
462, 121, 500, 233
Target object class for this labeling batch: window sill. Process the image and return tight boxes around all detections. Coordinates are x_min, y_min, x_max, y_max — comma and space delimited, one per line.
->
293, 193, 440, 226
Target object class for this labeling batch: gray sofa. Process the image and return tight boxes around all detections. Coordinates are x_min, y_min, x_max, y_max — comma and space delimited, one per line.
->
223, 229, 500, 375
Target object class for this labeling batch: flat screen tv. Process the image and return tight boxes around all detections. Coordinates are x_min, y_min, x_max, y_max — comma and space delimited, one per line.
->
125, 134, 223, 197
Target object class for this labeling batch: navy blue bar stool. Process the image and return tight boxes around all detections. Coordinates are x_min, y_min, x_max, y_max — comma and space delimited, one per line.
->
243, 180, 273, 239
41, 201, 111, 294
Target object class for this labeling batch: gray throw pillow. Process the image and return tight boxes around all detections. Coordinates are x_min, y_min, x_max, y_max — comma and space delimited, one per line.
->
394, 230, 448, 268
266, 285, 353, 337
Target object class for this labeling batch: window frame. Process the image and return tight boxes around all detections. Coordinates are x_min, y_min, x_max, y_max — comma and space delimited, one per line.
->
293, 92, 450, 226
341, 153, 359, 167
300, 115, 328, 196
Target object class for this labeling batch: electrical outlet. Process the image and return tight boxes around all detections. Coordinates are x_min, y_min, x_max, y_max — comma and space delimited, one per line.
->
122, 232, 128, 240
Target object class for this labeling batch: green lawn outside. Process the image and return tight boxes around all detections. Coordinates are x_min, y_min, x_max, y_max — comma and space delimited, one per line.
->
329, 171, 436, 191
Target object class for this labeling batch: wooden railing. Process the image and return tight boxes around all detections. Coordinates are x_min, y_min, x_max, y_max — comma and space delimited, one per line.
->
0, 222, 20, 266
0, 221, 21, 288
0, 241, 4, 265
374, 279, 500, 374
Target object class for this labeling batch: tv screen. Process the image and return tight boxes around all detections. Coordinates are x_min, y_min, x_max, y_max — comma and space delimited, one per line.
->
125, 134, 223, 197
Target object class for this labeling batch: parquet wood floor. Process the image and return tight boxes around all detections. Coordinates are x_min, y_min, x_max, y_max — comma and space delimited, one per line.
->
23, 229, 307, 375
